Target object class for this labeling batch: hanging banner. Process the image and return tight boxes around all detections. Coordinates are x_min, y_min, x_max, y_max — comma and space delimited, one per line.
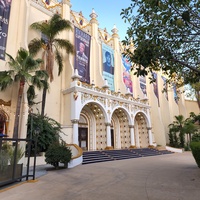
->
161, 76, 168, 101
139, 76, 147, 95
173, 83, 178, 104
152, 72, 160, 106
0, 0, 12, 60
102, 43, 114, 91
122, 56, 133, 93
74, 27, 91, 83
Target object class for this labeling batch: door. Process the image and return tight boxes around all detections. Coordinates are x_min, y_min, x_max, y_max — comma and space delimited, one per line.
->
78, 128, 88, 150
111, 129, 114, 148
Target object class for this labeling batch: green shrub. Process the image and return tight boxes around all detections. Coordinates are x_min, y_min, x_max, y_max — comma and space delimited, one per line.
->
45, 142, 72, 169
190, 141, 200, 168
192, 133, 200, 142
27, 113, 62, 154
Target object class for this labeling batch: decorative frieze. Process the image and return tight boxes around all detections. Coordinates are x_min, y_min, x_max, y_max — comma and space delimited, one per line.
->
31, 0, 62, 14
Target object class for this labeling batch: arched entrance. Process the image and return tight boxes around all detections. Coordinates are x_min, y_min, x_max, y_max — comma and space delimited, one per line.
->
111, 108, 131, 149
79, 102, 107, 151
78, 114, 88, 150
135, 112, 149, 147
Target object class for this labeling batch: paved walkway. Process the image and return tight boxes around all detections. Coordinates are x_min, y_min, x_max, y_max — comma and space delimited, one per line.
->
0, 152, 200, 200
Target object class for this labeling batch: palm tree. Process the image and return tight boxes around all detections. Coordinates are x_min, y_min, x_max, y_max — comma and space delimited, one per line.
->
0, 48, 48, 138
28, 14, 74, 116
168, 115, 185, 148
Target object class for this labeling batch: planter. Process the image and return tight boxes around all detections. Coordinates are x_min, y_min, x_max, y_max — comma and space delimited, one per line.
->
0, 163, 23, 182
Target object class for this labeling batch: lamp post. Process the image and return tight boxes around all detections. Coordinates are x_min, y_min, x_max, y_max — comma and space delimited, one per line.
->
33, 127, 40, 180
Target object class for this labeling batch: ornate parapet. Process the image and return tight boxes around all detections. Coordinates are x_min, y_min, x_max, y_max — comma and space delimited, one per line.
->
31, 0, 62, 15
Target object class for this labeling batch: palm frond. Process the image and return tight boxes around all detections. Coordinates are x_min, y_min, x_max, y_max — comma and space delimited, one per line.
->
5, 53, 20, 70
54, 49, 63, 76
28, 38, 44, 56
40, 79, 49, 90
17, 48, 29, 61
27, 85, 36, 105
0, 71, 14, 91
30, 22, 50, 36
35, 70, 49, 80
49, 14, 72, 38
25, 56, 43, 71
54, 39, 74, 54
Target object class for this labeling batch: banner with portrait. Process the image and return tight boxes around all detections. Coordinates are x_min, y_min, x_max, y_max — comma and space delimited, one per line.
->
122, 56, 133, 93
102, 43, 114, 91
0, 0, 12, 60
74, 27, 91, 83
139, 76, 147, 95
161, 76, 168, 101
152, 72, 160, 106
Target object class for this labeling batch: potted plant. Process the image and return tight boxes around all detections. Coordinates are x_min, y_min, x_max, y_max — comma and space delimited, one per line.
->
0, 142, 24, 182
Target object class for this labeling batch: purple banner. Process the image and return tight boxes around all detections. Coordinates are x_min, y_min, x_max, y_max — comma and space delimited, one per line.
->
74, 27, 91, 83
161, 76, 168, 101
0, 0, 12, 60
139, 76, 147, 95
152, 72, 160, 106
173, 83, 178, 104
122, 56, 133, 93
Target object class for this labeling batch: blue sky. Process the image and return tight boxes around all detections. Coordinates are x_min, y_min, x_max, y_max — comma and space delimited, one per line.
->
70, 0, 132, 40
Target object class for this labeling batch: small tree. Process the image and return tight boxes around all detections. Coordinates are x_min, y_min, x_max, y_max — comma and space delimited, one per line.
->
45, 141, 72, 169
168, 115, 185, 148
27, 113, 62, 154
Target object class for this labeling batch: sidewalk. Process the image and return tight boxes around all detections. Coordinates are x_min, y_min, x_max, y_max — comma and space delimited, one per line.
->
0, 152, 200, 200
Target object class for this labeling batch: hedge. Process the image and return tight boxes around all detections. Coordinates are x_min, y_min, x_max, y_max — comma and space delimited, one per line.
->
190, 141, 200, 168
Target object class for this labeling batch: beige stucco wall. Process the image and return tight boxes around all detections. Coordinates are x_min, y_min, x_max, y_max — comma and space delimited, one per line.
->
185, 100, 200, 118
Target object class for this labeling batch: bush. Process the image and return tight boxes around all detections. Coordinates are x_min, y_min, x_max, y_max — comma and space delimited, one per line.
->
190, 141, 200, 168
192, 133, 200, 142
27, 113, 62, 154
45, 142, 72, 169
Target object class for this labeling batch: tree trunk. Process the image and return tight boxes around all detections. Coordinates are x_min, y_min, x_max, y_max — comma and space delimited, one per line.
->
13, 80, 25, 138
41, 87, 47, 116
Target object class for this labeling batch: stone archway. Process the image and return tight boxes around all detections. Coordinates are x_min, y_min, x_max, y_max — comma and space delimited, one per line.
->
80, 102, 107, 150
135, 112, 149, 148
111, 108, 131, 149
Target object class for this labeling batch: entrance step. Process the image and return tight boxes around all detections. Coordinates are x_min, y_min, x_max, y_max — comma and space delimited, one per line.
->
82, 148, 173, 165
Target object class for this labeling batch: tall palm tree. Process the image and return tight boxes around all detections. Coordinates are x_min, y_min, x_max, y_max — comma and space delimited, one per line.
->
0, 48, 48, 138
28, 14, 74, 116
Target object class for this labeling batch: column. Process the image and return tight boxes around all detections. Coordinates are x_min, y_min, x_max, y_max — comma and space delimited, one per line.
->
147, 127, 153, 147
71, 119, 79, 145
129, 125, 136, 148
105, 123, 113, 150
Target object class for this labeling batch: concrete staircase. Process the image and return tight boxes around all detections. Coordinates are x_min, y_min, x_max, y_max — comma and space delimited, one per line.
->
82, 148, 173, 165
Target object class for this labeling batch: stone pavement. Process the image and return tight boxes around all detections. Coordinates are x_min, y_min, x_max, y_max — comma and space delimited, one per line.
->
0, 152, 200, 200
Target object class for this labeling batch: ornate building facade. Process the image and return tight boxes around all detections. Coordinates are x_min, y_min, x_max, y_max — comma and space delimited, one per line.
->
0, 0, 199, 167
